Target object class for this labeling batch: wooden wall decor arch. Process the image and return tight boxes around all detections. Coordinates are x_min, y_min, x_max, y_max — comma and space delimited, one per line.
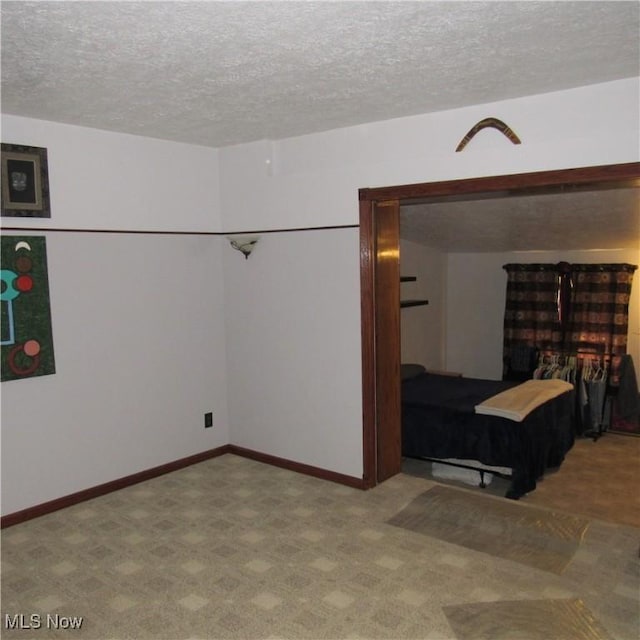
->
455, 117, 521, 151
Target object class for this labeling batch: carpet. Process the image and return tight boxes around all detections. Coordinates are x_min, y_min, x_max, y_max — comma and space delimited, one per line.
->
387, 485, 590, 575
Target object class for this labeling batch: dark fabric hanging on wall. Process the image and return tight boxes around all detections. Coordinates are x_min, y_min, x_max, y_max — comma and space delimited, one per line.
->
611, 354, 640, 434
502, 262, 637, 385
502, 263, 563, 379
564, 263, 636, 359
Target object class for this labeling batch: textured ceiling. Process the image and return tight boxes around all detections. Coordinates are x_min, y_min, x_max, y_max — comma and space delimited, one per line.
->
1, 1, 639, 148
400, 187, 640, 252
2, 1, 638, 253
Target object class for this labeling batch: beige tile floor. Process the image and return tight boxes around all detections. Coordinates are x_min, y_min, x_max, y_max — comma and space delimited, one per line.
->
1, 444, 638, 640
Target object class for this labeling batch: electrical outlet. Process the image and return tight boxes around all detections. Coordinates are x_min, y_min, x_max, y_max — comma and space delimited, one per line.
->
204, 412, 213, 428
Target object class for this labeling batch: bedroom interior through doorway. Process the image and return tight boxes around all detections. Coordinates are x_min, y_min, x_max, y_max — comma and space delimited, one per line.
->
358, 162, 640, 489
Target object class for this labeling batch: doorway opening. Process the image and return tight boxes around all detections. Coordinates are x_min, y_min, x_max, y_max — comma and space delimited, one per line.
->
359, 162, 640, 487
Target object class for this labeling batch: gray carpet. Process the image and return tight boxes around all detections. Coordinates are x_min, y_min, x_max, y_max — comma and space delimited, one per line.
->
387, 485, 590, 575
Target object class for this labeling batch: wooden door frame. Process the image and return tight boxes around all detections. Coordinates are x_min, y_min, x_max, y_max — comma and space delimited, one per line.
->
359, 162, 640, 487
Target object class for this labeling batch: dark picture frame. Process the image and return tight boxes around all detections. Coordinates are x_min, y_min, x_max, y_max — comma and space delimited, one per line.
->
1, 143, 51, 218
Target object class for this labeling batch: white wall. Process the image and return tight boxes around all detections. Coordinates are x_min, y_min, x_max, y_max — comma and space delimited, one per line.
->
1, 118, 228, 515
446, 249, 640, 380
222, 228, 363, 478
219, 78, 639, 472
2, 78, 639, 513
399, 239, 446, 370
1, 115, 222, 233
219, 78, 639, 230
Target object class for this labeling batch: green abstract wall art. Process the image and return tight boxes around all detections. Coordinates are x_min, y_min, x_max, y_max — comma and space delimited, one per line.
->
1, 236, 56, 381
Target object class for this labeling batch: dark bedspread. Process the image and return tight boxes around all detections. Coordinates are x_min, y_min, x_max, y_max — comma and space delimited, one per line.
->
401, 373, 575, 498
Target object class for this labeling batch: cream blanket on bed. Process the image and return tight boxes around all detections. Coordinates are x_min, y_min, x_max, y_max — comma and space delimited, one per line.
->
475, 379, 573, 422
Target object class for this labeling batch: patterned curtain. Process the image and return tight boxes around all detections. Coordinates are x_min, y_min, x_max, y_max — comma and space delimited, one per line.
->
502, 264, 564, 375
503, 262, 637, 384
564, 263, 637, 383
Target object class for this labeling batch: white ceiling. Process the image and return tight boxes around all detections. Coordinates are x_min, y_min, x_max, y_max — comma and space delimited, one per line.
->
1, 1, 639, 148
400, 187, 640, 253
1, 1, 639, 253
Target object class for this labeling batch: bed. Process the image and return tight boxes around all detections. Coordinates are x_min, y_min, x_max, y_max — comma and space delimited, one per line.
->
401, 369, 576, 499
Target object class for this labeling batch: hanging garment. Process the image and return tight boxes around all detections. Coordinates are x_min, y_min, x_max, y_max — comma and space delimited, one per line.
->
587, 369, 608, 432
616, 354, 640, 423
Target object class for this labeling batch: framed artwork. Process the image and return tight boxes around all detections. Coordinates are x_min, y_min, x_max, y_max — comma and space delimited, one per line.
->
1, 235, 56, 381
1, 143, 51, 218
